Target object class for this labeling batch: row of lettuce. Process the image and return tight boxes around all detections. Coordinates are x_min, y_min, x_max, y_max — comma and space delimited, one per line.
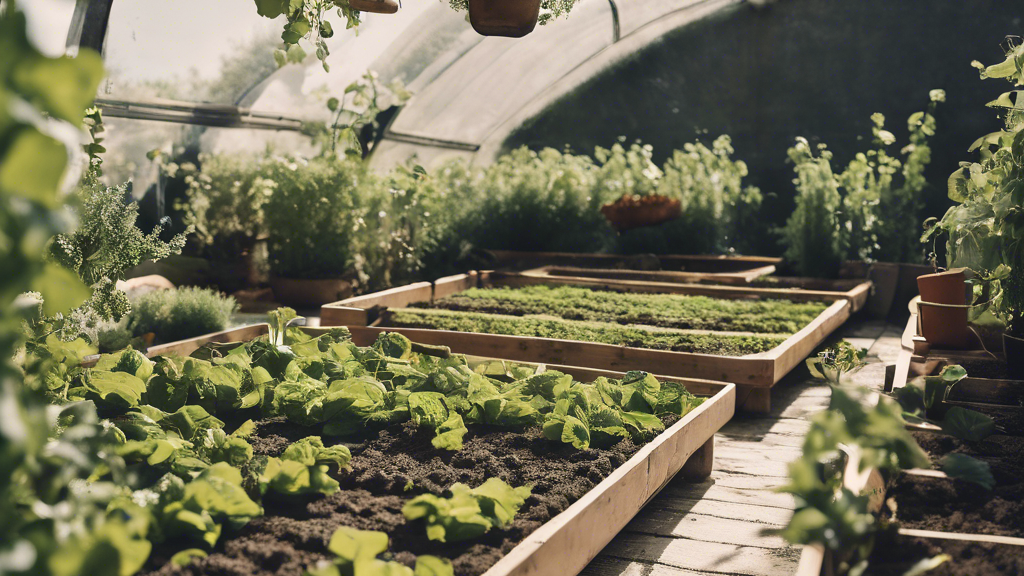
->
17, 301, 703, 575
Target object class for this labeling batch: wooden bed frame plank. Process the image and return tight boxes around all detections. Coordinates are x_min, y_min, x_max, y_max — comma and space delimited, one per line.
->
485, 250, 782, 271
535, 264, 778, 285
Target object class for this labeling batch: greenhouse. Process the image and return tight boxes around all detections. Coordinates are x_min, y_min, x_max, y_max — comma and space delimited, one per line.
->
4, 0, 1024, 575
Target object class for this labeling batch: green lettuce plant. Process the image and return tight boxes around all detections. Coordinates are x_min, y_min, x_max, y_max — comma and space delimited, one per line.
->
308, 526, 453, 576
402, 478, 532, 543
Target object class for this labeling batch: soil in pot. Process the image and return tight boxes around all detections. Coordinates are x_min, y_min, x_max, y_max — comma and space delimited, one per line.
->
884, 433, 1024, 538
1004, 332, 1024, 379
140, 415, 670, 576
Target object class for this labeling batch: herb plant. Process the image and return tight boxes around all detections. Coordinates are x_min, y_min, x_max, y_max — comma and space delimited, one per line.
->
262, 156, 363, 280
114, 287, 239, 346
782, 138, 845, 277
924, 40, 1024, 337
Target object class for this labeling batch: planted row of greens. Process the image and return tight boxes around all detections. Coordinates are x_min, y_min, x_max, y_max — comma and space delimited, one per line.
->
385, 308, 786, 356
420, 285, 829, 334
17, 307, 704, 575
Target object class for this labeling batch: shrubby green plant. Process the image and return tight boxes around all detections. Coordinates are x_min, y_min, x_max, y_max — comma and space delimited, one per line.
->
924, 41, 1024, 336
619, 135, 763, 255
263, 155, 363, 280
465, 146, 613, 253
117, 287, 239, 345
838, 92, 944, 263
177, 153, 274, 262
782, 138, 845, 277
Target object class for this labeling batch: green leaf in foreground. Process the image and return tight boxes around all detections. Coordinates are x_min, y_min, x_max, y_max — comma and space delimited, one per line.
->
940, 453, 995, 490
431, 413, 468, 451
941, 407, 996, 442
259, 436, 352, 496
402, 478, 532, 543
902, 554, 951, 576
311, 526, 453, 576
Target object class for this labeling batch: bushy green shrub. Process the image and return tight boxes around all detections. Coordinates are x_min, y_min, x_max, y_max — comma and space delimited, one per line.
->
782, 138, 845, 278
620, 135, 763, 255
464, 146, 614, 253
262, 156, 363, 280
177, 153, 274, 259
124, 287, 238, 344
837, 93, 943, 263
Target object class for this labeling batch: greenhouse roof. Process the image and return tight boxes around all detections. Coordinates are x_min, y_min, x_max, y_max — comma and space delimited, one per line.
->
27, 0, 742, 172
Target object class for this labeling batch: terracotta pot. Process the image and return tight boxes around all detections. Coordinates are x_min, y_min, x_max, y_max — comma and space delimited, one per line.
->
348, 0, 398, 14
865, 262, 899, 319
600, 195, 683, 232
916, 269, 970, 349
1005, 332, 1024, 380
468, 0, 541, 37
270, 276, 353, 307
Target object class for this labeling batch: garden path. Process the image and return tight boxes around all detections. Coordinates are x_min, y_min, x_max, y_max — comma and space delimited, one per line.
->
579, 318, 903, 576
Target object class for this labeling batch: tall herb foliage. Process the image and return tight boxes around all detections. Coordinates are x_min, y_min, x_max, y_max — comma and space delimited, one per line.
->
782, 138, 845, 277
925, 40, 1024, 336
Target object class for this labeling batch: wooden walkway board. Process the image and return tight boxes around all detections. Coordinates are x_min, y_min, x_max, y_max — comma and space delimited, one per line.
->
579, 320, 902, 576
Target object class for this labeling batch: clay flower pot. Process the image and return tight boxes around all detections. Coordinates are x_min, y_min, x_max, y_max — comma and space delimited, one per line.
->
468, 0, 541, 37
270, 276, 353, 307
600, 194, 682, 232
916, 269, 970, 349
349, 0, 399, 14
1005, 332, 1024, 379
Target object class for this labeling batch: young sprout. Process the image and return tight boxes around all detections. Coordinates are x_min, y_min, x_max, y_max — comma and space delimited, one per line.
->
805, 341, 868, 384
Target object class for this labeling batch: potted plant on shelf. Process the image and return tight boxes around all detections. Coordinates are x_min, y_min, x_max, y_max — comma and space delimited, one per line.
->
923, 40, 1024, 373
263, 156, 364, 307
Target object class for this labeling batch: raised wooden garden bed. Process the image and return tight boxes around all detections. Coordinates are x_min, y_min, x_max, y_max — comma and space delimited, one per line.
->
104, 322, 735, 576
516, 266, 873, 312
800, 436, 1024, 575
322, 273, 853, 413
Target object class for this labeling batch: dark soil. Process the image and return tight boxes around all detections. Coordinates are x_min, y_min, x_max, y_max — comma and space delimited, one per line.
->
954, 359, 1011, 381
868, 533, 1024, 575
877, 432, 1024, 557
142, 415, 664, 576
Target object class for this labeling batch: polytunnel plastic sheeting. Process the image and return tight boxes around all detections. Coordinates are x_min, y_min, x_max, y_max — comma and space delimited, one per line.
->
383, 0, 614, 146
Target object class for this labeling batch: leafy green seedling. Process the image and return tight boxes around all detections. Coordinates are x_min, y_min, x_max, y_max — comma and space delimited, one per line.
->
805, 341, 868, 384
402, 478, 531, 543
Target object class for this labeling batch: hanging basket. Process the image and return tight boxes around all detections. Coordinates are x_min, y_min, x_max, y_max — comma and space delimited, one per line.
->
600, 194, 682, 232
349, 0, 399, 14
468, 0, 542, 37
